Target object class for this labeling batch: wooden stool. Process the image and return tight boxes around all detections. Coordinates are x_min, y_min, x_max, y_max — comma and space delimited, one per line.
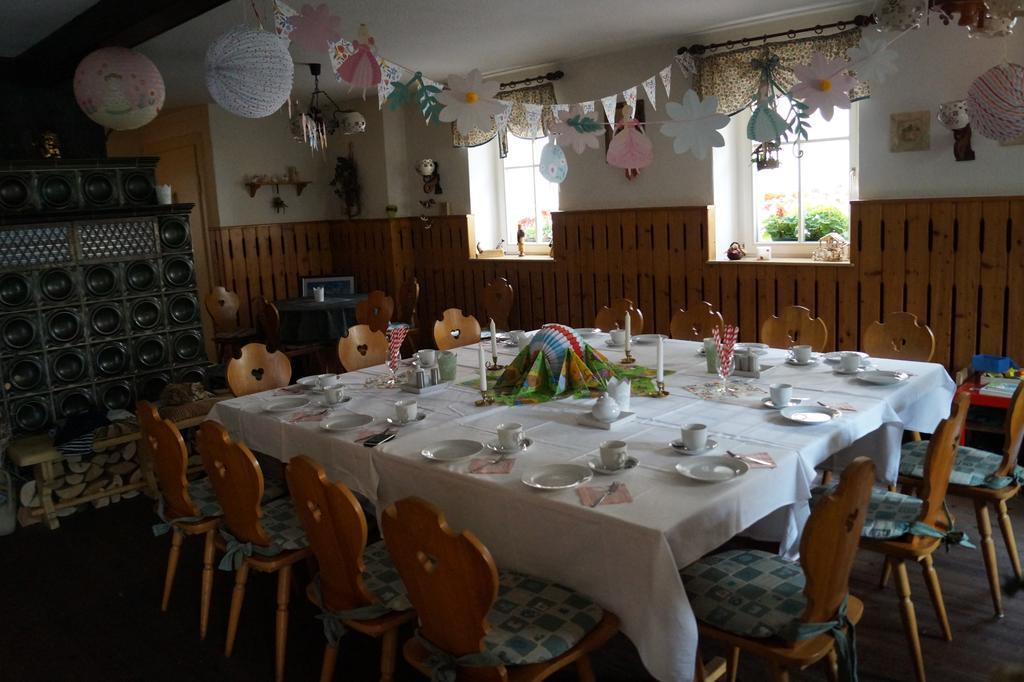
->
8, 435, 62, 530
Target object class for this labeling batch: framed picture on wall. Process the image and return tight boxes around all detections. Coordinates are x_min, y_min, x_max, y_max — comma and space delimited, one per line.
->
300, 275, 355, 298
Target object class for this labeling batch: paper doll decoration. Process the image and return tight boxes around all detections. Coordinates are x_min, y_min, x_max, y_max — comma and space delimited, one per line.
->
661, 90, 730, 159
538, 139, 568, 183
606, 119, 653, 179
337, 24, 382, 98
74, 47, 165, 130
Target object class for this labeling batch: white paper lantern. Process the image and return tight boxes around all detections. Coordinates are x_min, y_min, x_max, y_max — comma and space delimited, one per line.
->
206, 26, 294, 118
73, 47, 165, 130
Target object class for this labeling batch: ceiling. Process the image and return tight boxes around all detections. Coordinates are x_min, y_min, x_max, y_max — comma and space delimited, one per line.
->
0, 0, 98, 58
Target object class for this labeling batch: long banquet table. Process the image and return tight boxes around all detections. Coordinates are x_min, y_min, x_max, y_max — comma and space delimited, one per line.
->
208, 334, 954, 681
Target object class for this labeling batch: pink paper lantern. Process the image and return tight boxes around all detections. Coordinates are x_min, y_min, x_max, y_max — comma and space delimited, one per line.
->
74, 47, 165, 130
967, 62, 1024, 142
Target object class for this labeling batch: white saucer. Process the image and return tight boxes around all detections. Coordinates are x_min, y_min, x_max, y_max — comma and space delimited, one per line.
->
604, 339, 630, 349
833, 366, 865, 376
675, 456, 749, 482
521, 464, 592, 490
785, 356, 820, 367
420, 439, 483, 462
320, 413, 374, 431
859, 370, 909, 385
634, 334, 667, 345
385, 411, 427, 426
779, 405, 840, 424
670, 438, 719, 455
297, 374, 340, 390
574, 327, 601, 338
263, 397, 309, 412
483, 438, 533, 454
586, 455, 639, 475
761, 397, 803, 409
824, 351, 869, 364
313, 395, 352, 407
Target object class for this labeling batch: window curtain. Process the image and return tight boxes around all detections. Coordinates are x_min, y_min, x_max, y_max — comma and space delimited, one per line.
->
451, 83, 558, 157
691, 28, 870, 116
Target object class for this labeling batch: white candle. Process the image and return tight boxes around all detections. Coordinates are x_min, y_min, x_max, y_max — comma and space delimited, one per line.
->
624, 312, 631, 352
489, 318, 498, 357
656, 335, 664, 382
478, 344, 488, 391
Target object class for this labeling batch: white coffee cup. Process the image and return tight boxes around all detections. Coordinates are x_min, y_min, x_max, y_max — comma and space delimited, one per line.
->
315, 373, 339, 390
395, 399, 418, 423
508, 330, 528, 347
840, 352, 862, 373
609, 329, 627, 346
770, 383, 793, 407
324, 385, 345, 405
599, 440, 628, 469
496, 422, 524, 450
416, 349, 437, 367
791, 345, 813, 363
680, 423, 708, 451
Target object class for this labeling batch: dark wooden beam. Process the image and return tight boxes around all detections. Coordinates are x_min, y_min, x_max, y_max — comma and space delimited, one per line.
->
15, 0, 230, 84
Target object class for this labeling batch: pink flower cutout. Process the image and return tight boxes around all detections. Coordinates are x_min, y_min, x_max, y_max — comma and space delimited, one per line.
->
288, 3, 342, 52
790, 52, 858, 122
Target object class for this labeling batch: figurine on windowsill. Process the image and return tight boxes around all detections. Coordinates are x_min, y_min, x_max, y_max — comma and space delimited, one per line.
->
517, 228, 525, 257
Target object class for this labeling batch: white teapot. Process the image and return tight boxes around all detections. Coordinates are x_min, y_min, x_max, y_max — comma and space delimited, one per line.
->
591, 392, 622, 422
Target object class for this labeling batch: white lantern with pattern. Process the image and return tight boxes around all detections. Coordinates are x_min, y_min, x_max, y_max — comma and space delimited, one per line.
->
206, 26, 294, 118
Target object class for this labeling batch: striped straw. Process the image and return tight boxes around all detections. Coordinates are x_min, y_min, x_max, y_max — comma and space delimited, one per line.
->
387, 324, 410, 370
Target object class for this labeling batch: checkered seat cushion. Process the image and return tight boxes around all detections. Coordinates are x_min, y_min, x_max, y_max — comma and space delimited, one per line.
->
218, 496, 309, 570
681, 549, 807, 638
183, 475, 288, 519
812, 484, 928, 540
361, 540, 412, 612
899, 440, 1024, 490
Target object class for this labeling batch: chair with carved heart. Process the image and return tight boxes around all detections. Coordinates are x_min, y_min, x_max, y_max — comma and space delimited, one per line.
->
337, 324, 388, 372
205, 286, 259, 363
594, 298, 645, 334
670, 302, 724, 341
381, 496, 620, 682
227, 343, 293, 397
760, 305, 828, 352
286, 456, 416, 682
483, 277, 514, 332
433, 308, 481, 351
356, 290, 395, 333
261, 300, 326, 375
684, 457, 873, 682
863, 313, 936, 362
198, 421, 311, 682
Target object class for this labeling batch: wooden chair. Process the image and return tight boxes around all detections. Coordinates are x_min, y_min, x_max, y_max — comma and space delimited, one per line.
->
899, 384, 1024, 617
684, 458, 874, 682
205, 286, 259, 364
670, 302, 724, 341
262, 300, 325, 374
433, 308, 481, 351
381, 496, 620, 682
860, 394, 971, 682
863, 313, 936, 362
355, 290, 395, 333
337, 324, 388, 372
395, 277, 420, 353
197, 422, 311, 682
760, 305, 828, 352
286, 456, 415, 682
482, 277, 514, 331
594, 298, 645, 334
138, 401, 220, 639
226, 343, 292, 397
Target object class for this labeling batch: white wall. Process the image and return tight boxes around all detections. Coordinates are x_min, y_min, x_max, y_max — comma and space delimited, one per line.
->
402, 104, 472, 215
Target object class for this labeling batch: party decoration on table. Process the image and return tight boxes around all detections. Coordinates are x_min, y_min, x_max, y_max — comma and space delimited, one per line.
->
538, 139, 568, 183
712, 324, 739, 390
660, 90, 730, 159
369, 324, 408, 387
606, 119, 653, 173
790, 52, 859, 121
642, 76, 658, 110
206, 26, 294, 118
937, 99, 976, 161
577, 483, 633, 507
967, 63, 1024, 142
73, 47, 165, 130
334, 24, 382, 97
845, 32, 900, 84
684, 381, 767, 402
278, 3, 341, 52
437, 68, 507, 135
551, 108, 603, 154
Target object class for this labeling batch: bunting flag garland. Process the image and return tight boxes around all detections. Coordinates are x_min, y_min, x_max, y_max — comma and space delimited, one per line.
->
601, 95, 618, 124
378, 59, 404, 108
581, 101, 595, 114
675, 52, 697, 78
642, 76, 657, 110
273, 0, 297, 39
623, 86, 638, 118
552, 103, 569, 117
494, 103, 512, 136
659, 65, 673, 99
523, 103, 544, 137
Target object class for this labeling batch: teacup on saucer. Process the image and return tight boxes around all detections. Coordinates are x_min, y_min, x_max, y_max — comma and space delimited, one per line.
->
670, 438, 718, 455
586, 454, 638, 475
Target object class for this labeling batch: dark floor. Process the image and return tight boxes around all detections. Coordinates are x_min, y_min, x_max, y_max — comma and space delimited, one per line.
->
1, 491, 1022, 682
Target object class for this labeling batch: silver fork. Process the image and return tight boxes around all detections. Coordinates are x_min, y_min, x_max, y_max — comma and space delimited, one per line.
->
355, 428, 394, 443
590, 482, 622, 508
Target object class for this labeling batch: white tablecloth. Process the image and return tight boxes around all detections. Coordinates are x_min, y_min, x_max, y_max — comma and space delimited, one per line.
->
208, 335, 954, 681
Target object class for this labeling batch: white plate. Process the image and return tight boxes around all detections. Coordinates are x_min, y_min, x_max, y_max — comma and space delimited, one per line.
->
574, 327, 601, 338
313, 395, 352, 407
484, 438, 533, 454
823, 351, 869, 364
670, 438, 719, 455
385, 411, 427, 426
420, 439, 482, 462
761, 397, 803, 409
634, 334, 667, 345
586, 455, 638, 475
263, 397, 309, 412
779, 405, 840, 424
675, 456, 748, 482
297, 374, 339, 389
521, 464, 593, 490
320, 413, 374, 431
833, 367, 864, 376
859, 370, 909, 385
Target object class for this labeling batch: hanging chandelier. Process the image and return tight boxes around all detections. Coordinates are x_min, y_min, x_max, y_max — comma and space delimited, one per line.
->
291, 63, 366, 151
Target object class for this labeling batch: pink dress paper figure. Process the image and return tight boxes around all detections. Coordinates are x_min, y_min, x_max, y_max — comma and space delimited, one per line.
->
338, 24, 381, 99
606, 119, 652, 181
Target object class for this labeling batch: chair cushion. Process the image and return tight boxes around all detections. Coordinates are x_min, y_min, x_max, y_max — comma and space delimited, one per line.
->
812, 484, 923, 540
185, 475, 287, 519
899, 439, 1024, 490
259, 496, 310, 550
481, 571, 605, 666
681, 549, 807, 638
362, 540, 412, 612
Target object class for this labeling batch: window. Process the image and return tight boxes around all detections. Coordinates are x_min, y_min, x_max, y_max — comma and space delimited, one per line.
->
501, 135, 558, 247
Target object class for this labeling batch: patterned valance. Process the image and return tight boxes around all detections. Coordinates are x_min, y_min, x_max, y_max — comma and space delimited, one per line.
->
452, 83, 558, 156
691, 28, 870, 116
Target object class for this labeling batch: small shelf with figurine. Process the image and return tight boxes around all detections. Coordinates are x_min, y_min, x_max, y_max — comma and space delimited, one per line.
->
245, 180, 311, 198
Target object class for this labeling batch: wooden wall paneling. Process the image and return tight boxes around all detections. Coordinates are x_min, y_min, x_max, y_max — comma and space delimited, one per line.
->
566, 212, 583, 328
593, 212, 611, 312
857, 203, 883, 338
979, 200, 1010, 356
1007, 202, 1024, 365
620, 211, 639, 309
928, 202, 956, 369
636, 212, 657, 333
683, 209, 705, 311
903, 203, 931, 320
795, 266, 817, 314
580, 216, 597, 326
717, 265, 739, 330
881, 204, 907, 318
736, 266, 758, 342
282, 224, 299, 299
816, 266, 838, 352
269, 225, 287, 302
537, 266, 554, 325
605, 211, 622, 305
651, 209, 671, 335
228, 228, 251, 327
953, 201, 982, 371
668, 210, 687, 326
756, 265, 775, 338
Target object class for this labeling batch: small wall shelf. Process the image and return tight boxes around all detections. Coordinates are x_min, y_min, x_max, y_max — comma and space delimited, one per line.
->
245, 180, 311, 198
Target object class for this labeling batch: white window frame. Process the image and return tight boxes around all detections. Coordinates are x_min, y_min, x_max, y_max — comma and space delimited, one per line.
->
496, 135, 557, 253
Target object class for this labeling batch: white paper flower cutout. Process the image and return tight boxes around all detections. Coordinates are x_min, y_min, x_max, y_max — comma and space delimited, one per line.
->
660, 90, 730, 159
549, 106, 603, 154
436, 68, 507, 135
790, 52, 858, 121
846, 33, 899, 84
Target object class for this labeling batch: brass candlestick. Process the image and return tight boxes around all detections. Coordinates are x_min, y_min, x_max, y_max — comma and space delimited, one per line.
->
486, 354, 504, 371
475, 390, 495, 406
654, 380, 669, 397
620, 348, 636, 365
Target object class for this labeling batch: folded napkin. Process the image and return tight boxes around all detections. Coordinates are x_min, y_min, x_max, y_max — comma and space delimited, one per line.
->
288, 410, 328, 424
729, 452, 777, 469
275, 386, 305, 395
577, 483, 633, 507
829, 402, 858, 412
468, 457, 516, 474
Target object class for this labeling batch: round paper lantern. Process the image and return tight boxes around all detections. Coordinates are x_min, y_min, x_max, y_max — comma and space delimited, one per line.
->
967, 63, 1024, 141
73, 47, 165, 130
206, 26, 294, 118
528, 323, 585, 371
